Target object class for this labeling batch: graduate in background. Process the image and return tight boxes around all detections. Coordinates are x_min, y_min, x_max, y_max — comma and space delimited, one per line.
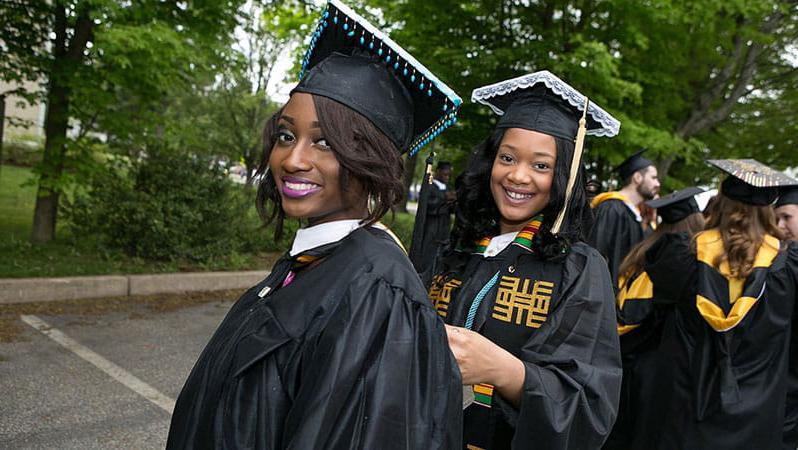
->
776, 187, 798, 241
430, 71, 622, 450
586, 176, 602, 203
779, 185, 798, 449
589, 149, 660, 284
166, 2, 463, 448
603, 187, 705, 450
413, 161, 456, 279
644, 159, 798, 450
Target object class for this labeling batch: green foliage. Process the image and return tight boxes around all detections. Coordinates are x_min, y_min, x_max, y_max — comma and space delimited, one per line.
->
66, 151, 255, 262
1, 0, 250, 242
362, 0, 797, 189
384, 210, 417, 249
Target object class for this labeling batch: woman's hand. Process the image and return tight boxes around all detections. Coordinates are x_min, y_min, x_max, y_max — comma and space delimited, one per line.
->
445, 325, 526, 406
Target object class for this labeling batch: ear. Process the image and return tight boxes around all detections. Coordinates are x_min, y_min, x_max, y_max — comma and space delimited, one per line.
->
632, 170, 644, 185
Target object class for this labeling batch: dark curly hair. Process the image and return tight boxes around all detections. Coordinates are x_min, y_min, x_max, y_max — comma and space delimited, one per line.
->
451, 128, 593, 259
254, 94, 405, 240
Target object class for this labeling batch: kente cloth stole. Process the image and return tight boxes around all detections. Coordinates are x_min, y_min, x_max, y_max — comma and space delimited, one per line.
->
463, 216, 543, 415
694, 229, 780, 332
616, 271, 654, 336
474, 215, 543, 254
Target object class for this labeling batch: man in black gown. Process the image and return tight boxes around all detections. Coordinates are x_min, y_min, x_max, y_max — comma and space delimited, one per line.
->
589, 149, 660, 285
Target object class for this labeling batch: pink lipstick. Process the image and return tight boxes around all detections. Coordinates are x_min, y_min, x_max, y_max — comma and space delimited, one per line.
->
281, 176, 322, 199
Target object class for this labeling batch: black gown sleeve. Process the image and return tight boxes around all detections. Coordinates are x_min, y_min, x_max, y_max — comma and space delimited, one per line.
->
496, 246, 623, 450
425, 184, 447, 215
644, 232, 697, 304
281, 272, 462, 450
783, 243, 798, 449
589, 201, 635, 285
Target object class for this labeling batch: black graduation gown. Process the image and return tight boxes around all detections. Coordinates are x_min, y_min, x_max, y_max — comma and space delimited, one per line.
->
645, 232, 798, 450
603, 237, 685, 450
588, 198, 645, 286
167, 227, 463, 449
417, 181, 452, 276
430, 242, 622, 450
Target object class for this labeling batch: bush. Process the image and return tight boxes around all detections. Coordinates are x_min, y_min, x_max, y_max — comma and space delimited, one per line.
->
66, 150, 263, 262
385, 210, 416, 249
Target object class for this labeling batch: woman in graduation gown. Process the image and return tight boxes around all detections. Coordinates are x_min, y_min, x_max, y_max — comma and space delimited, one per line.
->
428, 71, 622, 450
603, 187, 705, 450
645, 159, 798, 450
166, 1, 464, 448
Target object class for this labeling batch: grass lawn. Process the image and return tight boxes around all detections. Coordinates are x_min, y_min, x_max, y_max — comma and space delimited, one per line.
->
0, 165, 280, 278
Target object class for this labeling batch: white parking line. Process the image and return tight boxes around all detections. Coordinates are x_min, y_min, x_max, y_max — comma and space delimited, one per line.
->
20, 314, 176, 415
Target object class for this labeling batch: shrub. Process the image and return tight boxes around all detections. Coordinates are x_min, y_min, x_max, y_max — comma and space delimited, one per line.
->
66, 150, 262, 262
384, 210, 416, 249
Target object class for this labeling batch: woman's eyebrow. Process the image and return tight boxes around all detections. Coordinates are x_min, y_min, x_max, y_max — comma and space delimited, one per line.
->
500, 143, 554, 158
277, 115, 321, 129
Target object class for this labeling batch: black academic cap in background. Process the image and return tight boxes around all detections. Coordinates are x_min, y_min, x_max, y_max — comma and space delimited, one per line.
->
616, 149, 654, 181
646, 186, 704, 224
776, 187, 798, 208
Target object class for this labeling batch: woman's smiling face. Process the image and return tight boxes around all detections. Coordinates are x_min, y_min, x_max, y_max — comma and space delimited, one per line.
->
269, 93, 366, 225
490, 128, 557, 234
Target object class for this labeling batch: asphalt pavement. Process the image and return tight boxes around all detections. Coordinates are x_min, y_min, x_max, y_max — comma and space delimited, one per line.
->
0, 297, 234, 449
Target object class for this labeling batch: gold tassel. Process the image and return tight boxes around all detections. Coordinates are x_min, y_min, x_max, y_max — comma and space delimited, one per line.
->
425, 152, 435, 184
551, 97, 589, 234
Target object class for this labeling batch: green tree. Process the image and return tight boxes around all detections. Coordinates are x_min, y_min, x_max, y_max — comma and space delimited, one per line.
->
0, 0, 245, 243
368, 0, 797, 188
203, 1, 314, 184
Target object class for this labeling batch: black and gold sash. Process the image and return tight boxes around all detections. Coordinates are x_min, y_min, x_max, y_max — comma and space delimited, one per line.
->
694, 229, 779, 332
616, 272, 654, 335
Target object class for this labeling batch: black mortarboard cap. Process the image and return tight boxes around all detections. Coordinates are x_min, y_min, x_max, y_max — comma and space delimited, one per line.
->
645, 186, 704, 224
471, 70, 620, 141
776, 187, 798, 207
708, 159, 798, 206
616, 149, 654, 181
292, 0, 462, 155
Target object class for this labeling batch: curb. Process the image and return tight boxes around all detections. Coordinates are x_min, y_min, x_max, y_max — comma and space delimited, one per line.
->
0, 270, 269, 305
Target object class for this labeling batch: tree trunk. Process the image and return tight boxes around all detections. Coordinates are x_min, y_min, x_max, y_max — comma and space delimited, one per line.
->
398, 151, 419, 213
31, 79, 70, 243
30, 2, 93, 243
